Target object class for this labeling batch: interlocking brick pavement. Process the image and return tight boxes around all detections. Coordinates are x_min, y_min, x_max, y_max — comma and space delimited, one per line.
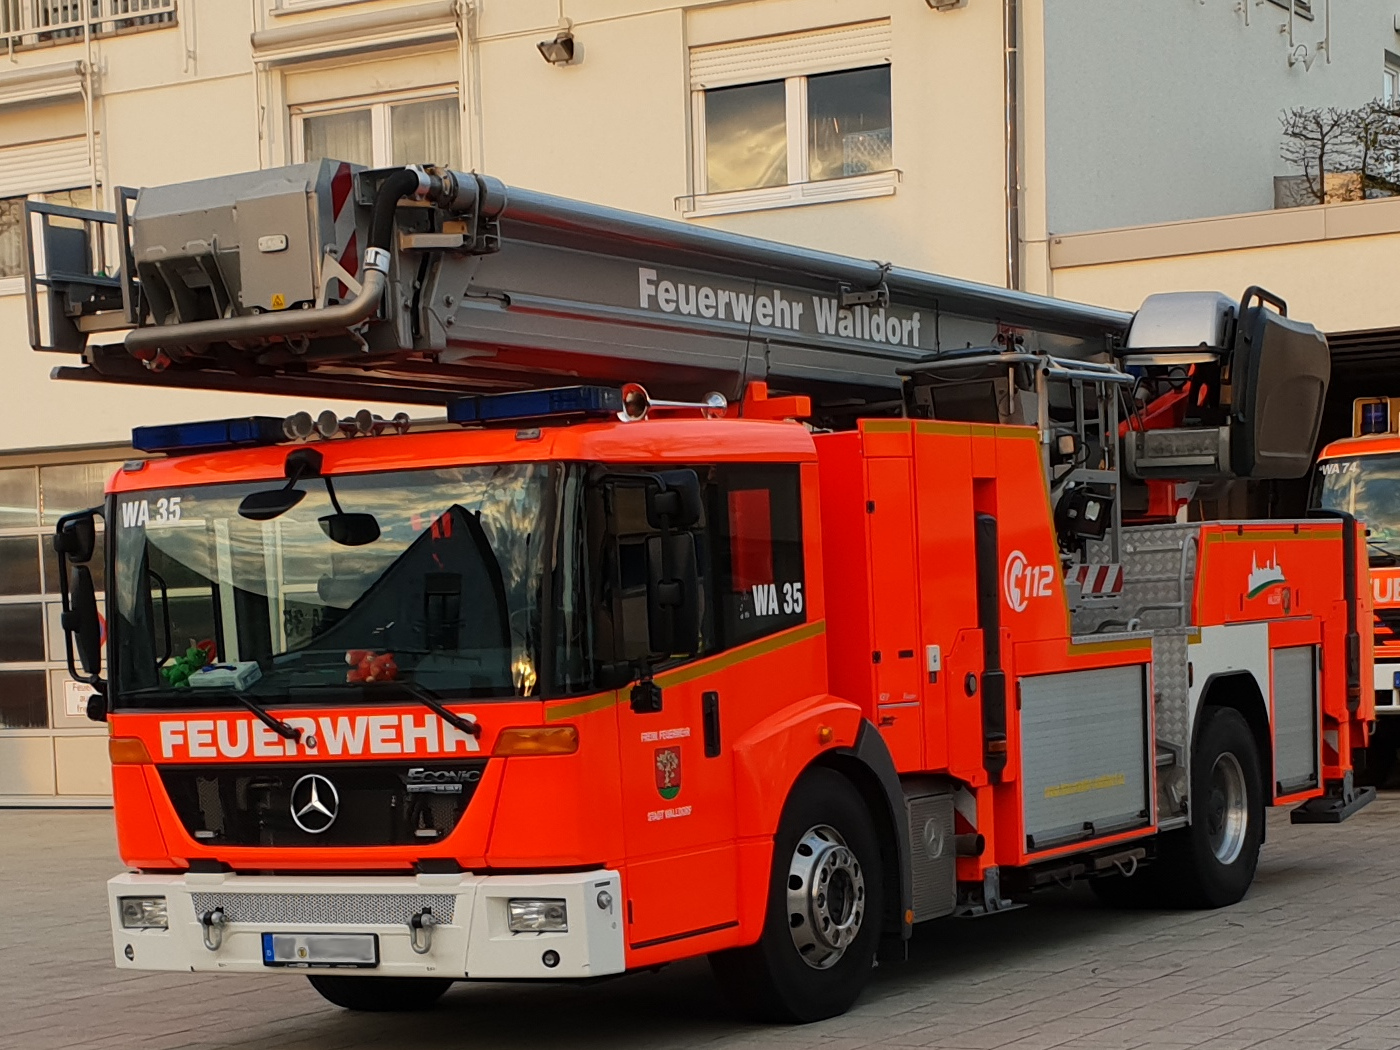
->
4, 795, 1400, 1050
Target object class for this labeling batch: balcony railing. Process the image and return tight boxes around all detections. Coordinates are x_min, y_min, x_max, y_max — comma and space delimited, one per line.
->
0, 1, 175, 52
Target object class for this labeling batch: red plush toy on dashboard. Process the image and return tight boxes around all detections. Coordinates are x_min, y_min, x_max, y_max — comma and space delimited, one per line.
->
345, 649, 398, 684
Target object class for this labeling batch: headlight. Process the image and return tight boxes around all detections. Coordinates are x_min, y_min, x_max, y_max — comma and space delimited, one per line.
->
507, 898, 568, 933
118, 896, 168, 930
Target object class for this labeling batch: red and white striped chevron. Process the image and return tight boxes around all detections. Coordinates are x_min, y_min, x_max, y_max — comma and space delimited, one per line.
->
328, 161, 359, 301
1073, 563, 1125, 599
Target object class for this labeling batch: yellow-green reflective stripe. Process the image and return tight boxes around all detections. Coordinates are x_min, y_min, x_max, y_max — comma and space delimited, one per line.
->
543, 620, 826, 722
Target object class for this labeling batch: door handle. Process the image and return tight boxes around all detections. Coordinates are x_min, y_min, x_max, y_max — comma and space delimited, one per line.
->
702, 691, 720, 757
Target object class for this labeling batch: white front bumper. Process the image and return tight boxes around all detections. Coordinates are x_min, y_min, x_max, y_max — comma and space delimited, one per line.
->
108, 869, 625, 980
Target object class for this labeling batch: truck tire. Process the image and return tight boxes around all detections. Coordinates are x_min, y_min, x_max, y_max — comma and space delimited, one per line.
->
306, 975, 454, 1012
709, 767, 883, 1023
1158, 706, 1263, 909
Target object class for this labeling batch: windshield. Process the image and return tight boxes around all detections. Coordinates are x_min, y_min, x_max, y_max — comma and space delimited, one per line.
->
111, 462, 584, 706
1312, 453, 1400, 552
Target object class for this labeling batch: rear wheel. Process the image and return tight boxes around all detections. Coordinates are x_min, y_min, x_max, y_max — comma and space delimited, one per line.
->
709, 767, 884, 1023
307, 975, 454, 1012
1158, 706, 1263, 909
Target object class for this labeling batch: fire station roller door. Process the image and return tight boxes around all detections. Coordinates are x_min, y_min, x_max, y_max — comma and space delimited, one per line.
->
1019, 663, 1151, 853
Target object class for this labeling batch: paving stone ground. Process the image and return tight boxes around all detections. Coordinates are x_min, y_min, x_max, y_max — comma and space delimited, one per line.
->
4, 795, 1400, 1050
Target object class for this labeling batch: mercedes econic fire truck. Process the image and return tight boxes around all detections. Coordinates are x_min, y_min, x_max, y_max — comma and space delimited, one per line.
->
27, 160, 1373, 1022
1312, 397, 1400, 783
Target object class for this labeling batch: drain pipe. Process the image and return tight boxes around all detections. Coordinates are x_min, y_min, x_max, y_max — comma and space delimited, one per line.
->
1003, 0, 1021, 291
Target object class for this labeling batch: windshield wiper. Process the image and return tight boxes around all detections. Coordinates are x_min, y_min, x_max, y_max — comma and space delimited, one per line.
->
397, 680, 482, 739
122, 682, 304, 742
1369, 538, 1400, 564
224, 689, 303, 742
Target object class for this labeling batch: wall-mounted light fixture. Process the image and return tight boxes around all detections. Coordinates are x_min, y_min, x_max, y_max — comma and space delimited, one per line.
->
924, 0, 966, 9
1288, 43, 1319, 70
538, 21, 576, 65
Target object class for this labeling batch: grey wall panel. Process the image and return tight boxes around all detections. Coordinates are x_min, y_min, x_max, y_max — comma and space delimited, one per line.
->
1273, 645, 1319, 793
1019, 663, 1150, 851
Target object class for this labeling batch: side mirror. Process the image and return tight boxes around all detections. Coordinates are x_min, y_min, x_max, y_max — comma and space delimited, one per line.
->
646, 532, 700, 658
54, 510, 97, 563
645, 470, 703, 530
319, 512, 381, 547
64, 564, 103, 677
54, 508, 105, 687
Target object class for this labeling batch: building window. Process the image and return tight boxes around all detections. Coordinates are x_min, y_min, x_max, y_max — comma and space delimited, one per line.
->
705, 80, 789, 193
0, 460, 121, 730
0, 187, 94, 280
702, 66, 892, 195
0, 0, 175, 52
1266, 0, 1313, 18
686, 21, 897, 217
295, 92, 460, 168
1386, 54, 1400, 105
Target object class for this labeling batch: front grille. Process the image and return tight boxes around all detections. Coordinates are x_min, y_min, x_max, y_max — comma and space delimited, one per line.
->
189, 892, 456, 926
158, 761, 488, 847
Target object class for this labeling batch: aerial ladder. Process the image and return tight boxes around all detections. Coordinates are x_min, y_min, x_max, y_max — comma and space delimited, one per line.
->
28, 160, 1374, 1022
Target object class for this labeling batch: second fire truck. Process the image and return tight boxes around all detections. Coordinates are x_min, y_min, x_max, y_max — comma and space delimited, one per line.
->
30, 160, 1373, 1022
1313, 397, 1400, 782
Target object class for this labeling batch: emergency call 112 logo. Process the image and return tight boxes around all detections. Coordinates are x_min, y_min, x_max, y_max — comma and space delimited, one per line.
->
1003, 549, 1056, 613
654, 747, 681, 800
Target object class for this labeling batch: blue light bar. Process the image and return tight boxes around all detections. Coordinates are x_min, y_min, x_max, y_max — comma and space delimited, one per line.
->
132, 417, 286, 455
1361, 400, 1390, 436
448, 385, 623, 426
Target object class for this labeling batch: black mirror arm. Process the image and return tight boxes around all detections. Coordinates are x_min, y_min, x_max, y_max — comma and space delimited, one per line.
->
148, 568, 173, 669
324, 477, 346, 516
630, 658, 663, 714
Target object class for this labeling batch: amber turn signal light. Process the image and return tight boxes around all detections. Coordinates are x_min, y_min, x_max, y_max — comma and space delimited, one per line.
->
493, 726, 579, 756
108, 737, 153, 765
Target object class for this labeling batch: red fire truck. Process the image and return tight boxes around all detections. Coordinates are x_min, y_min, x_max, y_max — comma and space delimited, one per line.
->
1312, 397, 1400, 783
29, 162, 1373, 1023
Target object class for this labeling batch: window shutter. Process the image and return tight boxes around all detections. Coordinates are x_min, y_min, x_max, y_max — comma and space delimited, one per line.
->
0, 136, 100, 198
690, 20, 891, 90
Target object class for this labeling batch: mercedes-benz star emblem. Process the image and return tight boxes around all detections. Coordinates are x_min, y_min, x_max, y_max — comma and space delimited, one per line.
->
290, 774, 339, 834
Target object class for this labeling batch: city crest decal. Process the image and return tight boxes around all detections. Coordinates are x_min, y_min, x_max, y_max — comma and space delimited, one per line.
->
654, 746, 681, 800
1246, 550, 1286, 599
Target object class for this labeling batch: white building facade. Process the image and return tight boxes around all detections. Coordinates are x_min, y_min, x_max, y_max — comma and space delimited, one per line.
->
2, 0, 1398, 802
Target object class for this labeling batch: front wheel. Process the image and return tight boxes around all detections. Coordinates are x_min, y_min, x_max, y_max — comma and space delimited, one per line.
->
307, 974, 454, 1012
710, 767, 884, 1023
1159, 706, 1264, 909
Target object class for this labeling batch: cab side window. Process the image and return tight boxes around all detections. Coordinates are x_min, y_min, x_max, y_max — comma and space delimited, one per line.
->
713, 465, 805, 647
600, 478, 715, 667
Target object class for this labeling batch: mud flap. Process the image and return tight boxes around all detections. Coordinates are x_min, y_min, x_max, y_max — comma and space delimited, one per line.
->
1290, 774, 1376, 824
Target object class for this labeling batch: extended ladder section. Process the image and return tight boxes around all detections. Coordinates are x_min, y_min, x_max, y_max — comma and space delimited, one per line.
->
25, 159, 1330, 494
27, 160, 1131, 413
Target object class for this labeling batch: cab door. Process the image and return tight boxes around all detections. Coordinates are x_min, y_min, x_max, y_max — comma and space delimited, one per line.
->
602, 464, 810, 952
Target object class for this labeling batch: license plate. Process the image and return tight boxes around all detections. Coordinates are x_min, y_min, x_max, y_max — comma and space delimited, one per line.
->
261, 932, 379, 968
